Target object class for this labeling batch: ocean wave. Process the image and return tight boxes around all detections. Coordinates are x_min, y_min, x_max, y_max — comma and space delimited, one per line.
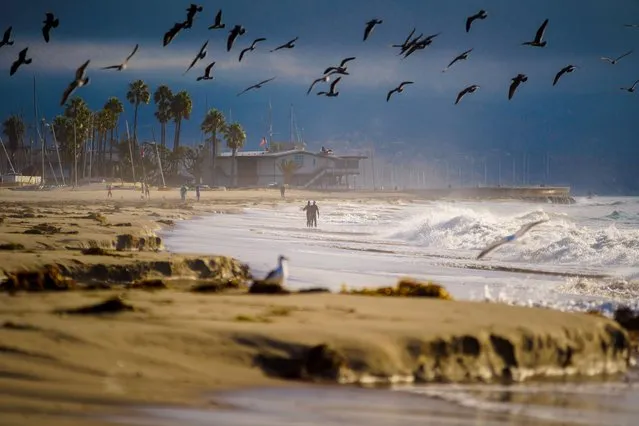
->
385, 204, 639, 267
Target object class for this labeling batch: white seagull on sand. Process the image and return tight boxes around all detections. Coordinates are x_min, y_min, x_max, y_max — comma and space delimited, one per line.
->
261, 255, 290, 286
477, 219, 549, 260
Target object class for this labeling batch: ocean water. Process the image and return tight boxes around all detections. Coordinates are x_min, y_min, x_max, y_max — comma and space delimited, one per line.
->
155, 196, 639, 426
163, 196, 639, 312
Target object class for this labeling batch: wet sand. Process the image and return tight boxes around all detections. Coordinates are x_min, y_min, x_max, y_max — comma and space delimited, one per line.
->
0, 185, 634, 426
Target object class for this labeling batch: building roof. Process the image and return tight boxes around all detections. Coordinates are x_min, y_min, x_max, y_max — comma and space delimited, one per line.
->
218, 149, 367, 159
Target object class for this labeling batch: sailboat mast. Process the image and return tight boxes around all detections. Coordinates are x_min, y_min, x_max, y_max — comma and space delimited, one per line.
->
33, 75, 45, 185
268, 100, 273, 145
289, 104, 293, 144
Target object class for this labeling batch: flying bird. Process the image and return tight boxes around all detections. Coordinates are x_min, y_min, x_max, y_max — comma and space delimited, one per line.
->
196, 62, 215, 81
60, 60, 90, 106
442, 48, 474, 72
208, 9, 225, 30
508, 73, 528, 100
237, 77, 276, 96
402, 33, 440, 59
363, 18, 382, 41
163, 22, 185, 47
227, 25, 246, 52
9, 47, 32, 76
184, 40, 208, 75
386, 81, 414, 102
393, 27, 416, 50
270, 37, 298, 52
552, 65, 577, 86
466, 10, 488, 33
184, 4, 203, 29
522, 18, 549, 47
42, 13, 60, 43
239, 37, 266, 62
477, 219, 549, 260
307, 75, 330, 95
101, 44, 139, 71
323, 57, 356, 75
455, 84, 480, 105
600, 50, 633, 65
317, 77, 342, 97
620, 79, 639, 93
0, 26, 14, 48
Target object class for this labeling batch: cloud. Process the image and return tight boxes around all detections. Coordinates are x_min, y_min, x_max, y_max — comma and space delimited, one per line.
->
0, 37, 603, 99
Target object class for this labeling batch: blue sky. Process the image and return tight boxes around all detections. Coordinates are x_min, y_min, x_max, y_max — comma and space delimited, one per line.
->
1, 0, 638, 170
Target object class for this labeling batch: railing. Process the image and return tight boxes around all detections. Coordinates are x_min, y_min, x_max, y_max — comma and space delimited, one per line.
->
302, 167, 360, 188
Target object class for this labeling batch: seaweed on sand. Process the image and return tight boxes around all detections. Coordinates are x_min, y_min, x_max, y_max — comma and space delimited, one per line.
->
340, 277, 453, 300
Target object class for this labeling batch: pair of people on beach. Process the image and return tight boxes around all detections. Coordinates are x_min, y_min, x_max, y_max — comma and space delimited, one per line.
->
302, 201, 319, 228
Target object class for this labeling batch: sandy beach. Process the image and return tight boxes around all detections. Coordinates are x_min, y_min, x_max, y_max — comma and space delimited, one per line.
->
0, 185, 635, 426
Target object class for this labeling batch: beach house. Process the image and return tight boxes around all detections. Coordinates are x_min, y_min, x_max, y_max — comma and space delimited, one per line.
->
213, 146, 367, 188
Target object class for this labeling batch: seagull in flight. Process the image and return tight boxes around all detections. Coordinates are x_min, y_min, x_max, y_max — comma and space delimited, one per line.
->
9, 47, 32, 76
442, 48, 473, 72
101, 44, 139, 71
163, 22, 185, 47
307, 75, 330, 95
620, 79, 639, 93
184, 40, 208, 75
208, 9, 225, 30
196, 62, 215, 81
42, 12, 59, 43
239, 37, 266, 62
237, 77, 276, 96
601, 50, 633, 65
552, 65, 577, 86
323, 57, 356, 75
466, 10, 488, 33
455, 84, 480, 105
60, 60, 90, 106
184, 4, 203, 29
509, 73, 528, 100
477, 219, 548, 260
522, 18, 549, 47
386, 81, 413, 102
317, 77, 342, 97
270, 37, 298, 52
363, 18, 383, 41
0, 26, 14, 48
227, 25, 246, 52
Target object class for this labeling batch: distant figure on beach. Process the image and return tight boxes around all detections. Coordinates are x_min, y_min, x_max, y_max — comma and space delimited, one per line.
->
310, 201, 319, 227
195, 185, 201, 201
280, 183, 286, 198
107, 183, 112, 198
180, 185, 187, 202
302, 201, 312, 227
144, 182, 150, 199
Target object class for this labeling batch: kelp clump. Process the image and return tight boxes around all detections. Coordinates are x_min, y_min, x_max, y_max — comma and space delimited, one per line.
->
1, 265, 76, 293
340, 277, 453, 300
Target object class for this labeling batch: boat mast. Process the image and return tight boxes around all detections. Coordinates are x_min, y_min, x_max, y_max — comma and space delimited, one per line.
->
268, 100, 273, 146
33, 76, 45, 186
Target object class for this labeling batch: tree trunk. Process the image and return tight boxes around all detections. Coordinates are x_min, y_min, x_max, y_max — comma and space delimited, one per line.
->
210, 130, 217, 186
232, 148, 237, 187
173, 119, 181, 152
160, 122, 166, 148
133, 103, 139, 154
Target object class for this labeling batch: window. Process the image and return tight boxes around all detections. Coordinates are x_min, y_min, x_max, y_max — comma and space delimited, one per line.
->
293, 154, 304, 167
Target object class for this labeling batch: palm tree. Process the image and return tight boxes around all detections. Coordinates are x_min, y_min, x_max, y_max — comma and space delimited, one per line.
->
224, 122, 246, 187
2, 115, 25, 170
104, 97, 124, 163
63, 97, 92, 185
278, 159, 301, 185
170, 90, 192, 153
126, 79, 150, 152
200, 109, 226, 185
153, 85, 173, 149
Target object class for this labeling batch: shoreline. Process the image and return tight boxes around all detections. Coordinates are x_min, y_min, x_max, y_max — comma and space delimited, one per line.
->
0, 185, 634, 426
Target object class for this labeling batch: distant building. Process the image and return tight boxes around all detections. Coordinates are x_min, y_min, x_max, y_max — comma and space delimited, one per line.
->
213, 147, 367, 188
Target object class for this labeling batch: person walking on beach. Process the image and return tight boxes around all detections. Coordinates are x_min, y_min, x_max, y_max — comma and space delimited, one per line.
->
280, 183, 286, 199
180, 185, 187, 202
107, 183, 112, 198
144, 182, 150, 199
302, 201, 312, 227
195, 185, 201, 202
310, 201, 319, 227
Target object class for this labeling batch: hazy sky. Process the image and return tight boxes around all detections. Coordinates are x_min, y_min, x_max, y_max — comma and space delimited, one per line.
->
1, 0, 638, 160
